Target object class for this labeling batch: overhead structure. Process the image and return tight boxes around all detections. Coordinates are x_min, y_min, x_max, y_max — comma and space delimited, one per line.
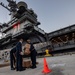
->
0, 0, 46, 52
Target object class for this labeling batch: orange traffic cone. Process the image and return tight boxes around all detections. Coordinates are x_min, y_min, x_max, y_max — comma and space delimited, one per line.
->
42, 58, 52, 74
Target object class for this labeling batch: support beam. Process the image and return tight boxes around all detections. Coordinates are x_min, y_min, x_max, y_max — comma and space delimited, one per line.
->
72, 33, 75, 40
52, 39, 58, 43
58, 37, 64, 42
65, 35, 69, 42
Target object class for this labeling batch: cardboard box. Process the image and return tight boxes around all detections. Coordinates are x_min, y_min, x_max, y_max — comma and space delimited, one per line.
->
23, 60, 32, 68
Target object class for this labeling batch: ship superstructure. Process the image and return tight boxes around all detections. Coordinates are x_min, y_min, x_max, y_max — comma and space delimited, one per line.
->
0, 0, 46, 51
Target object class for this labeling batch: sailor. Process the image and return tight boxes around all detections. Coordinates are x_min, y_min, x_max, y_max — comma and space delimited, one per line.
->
10, 47, 16, 70
16, 38, 25, 71
26, 39, 37, 69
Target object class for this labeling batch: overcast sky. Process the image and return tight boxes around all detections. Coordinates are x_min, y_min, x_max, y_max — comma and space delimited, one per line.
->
0, 0, 75, 33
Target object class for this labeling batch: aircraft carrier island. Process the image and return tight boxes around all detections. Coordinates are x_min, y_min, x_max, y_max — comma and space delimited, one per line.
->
0, 0, 48, 59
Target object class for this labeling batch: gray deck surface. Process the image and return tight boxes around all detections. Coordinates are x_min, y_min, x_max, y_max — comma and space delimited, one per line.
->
0, 54, 75, 75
